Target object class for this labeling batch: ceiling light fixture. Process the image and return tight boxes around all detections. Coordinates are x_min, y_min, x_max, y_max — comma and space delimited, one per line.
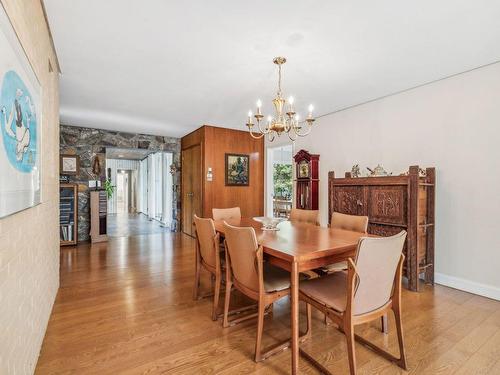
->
246, 57, 315, 142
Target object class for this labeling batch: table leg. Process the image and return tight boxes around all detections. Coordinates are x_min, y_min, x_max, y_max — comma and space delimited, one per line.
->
381, 314, 388, 334
291, 261, 299, 375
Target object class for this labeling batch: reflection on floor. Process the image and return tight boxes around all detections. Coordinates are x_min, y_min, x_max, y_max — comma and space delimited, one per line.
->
36, 231, 500, 374
107, 213, 169, 237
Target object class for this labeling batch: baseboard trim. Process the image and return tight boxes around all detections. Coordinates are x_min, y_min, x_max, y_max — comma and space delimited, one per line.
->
435, 273, 500, 301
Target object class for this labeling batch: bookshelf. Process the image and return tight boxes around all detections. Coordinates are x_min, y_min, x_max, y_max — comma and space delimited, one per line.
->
90, 190, 108, 243
60, 183, 78, 246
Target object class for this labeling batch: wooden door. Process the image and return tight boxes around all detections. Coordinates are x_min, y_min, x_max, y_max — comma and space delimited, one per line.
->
182, 145, 202, 236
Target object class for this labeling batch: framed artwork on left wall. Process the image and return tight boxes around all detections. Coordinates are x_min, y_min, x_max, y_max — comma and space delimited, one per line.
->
0, 4, 42, 218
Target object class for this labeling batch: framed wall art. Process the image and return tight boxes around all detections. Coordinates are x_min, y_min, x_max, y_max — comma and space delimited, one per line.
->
225, 153, 249, 186
60, 154, 80, 176
0, 5, 42, 218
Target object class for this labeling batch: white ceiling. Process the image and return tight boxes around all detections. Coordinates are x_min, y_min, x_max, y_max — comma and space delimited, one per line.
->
44, 0, 500, 138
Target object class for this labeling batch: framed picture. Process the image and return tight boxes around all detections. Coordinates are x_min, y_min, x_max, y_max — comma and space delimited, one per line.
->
60, 154, 80, 175
0, 4, 42, 218
225, 153, 249, 186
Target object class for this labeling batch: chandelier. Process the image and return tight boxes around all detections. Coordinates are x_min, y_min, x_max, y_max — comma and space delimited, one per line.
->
246, 56, 315, 142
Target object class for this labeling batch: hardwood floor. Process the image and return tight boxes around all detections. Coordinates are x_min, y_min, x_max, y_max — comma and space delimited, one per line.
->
107, 213, 170, 237
36, 232, 500, 374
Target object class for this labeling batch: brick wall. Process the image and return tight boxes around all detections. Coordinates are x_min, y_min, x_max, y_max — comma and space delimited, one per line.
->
0, 1, 60, 373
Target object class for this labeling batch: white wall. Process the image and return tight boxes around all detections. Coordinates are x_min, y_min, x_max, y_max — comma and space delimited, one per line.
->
288, 62, 500, 300
0, 1, 60, 373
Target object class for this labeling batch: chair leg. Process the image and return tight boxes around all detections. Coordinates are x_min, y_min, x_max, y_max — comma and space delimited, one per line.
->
212, 275, 221, 321
210, 274, 215, 291
381, 314, 388, 334
268, 303, 274, 317
222, 280, 232, 328
323, 313, 332, 325
193, 259, 201, 301
345, 323, 357, 375
254, 302, 266, 362
393, 307, 408, 370
305, 303, 312, 339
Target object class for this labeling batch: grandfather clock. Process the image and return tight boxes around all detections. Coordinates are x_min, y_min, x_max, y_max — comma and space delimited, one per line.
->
293, 149, 319, 210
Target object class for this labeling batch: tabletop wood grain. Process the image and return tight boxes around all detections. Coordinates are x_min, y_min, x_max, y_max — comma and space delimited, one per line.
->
214, 218, 370, 262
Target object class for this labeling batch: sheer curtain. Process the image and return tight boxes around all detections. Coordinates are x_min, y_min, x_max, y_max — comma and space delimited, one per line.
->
138, 152, 173, 227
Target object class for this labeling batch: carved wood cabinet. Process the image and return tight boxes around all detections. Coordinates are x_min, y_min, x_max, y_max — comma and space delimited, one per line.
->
328, 166, 435, 291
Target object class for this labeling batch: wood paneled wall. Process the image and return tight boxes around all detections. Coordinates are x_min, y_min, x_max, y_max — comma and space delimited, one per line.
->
181, 125, 264, 223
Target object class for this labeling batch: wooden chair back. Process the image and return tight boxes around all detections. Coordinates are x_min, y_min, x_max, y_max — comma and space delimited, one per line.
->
212, 207, 242, 221
289, 208, 319, 226
223, 222, 260, 293
193, 215, 218, 269
351, 231, 407, 315
331, 211, 368, 233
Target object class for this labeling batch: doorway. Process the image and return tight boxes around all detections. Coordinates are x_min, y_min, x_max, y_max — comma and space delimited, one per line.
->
116, 170, 129, 213
266, 144, 293, 217
106, 148, 173, 237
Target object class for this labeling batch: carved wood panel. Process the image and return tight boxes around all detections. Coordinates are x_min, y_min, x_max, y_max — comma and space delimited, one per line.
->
332, 186, 363, 218
368, 223, 408, 264
368, 186, 407, 225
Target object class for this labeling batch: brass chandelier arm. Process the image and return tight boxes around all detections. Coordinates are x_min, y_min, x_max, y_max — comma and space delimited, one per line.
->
256, 118, 271, 134
291, 122, 313, 137
247, 125, 265, 139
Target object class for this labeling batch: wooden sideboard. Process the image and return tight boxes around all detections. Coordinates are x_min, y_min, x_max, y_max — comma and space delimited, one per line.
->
90, 190, 108, 243
328, 165, 435, 291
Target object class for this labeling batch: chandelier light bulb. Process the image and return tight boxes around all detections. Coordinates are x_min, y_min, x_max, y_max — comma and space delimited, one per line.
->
295, 114, 300, 121
248, 110, 252, 117
308, 104, 314, 113
267, 115, 273, 123
256, 99, 262, 115
288, 96, 294, 105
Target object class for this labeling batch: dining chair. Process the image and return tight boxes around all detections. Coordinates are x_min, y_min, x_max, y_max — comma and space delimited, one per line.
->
193, 215, 224, 321
289, 208, 320, 226
299, 231, 408, 375
212, 207, 242, 221
222, 222, 311, 362
321, 212, 369, 273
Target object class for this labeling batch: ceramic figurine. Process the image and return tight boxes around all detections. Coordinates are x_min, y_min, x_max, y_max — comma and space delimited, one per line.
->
367, 164, 391, 177
351, 164, 361, 178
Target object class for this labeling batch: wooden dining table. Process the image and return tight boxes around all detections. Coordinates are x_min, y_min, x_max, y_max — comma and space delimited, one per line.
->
214, 218, 370, 374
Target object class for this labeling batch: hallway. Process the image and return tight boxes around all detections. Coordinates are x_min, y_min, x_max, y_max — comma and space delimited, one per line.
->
107, 213, 170, 238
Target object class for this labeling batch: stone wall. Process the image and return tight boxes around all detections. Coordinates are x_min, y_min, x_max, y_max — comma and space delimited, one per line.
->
60, 125, 181, 241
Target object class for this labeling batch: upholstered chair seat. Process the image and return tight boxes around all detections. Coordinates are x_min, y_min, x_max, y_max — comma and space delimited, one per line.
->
263, 263, 292, 292
299, 271, 348, 312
